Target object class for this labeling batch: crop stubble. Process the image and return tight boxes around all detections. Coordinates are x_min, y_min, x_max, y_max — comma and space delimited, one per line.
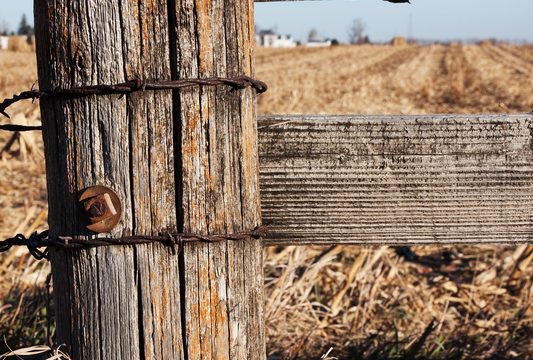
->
256, 43, 533, 115
1, 44, 533, 358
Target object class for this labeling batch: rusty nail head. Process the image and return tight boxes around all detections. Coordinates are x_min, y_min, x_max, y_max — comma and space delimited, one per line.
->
88, 199, 107, 218
79, 186, 122, 233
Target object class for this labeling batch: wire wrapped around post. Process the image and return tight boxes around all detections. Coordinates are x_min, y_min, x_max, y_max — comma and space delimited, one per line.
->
0, 75, 267, 120
0, 226, 268, 260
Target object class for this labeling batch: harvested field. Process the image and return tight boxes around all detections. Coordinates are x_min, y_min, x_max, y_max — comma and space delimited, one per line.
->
256, 43, 533, 114
1, 44, 533, 359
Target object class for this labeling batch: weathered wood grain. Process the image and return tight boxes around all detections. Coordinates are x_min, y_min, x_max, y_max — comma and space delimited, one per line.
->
36, 2, 140, 359
35, 0, 263, 359
170, 0, 264, 358
258, 115, 533, 245
119, 1, 184, 358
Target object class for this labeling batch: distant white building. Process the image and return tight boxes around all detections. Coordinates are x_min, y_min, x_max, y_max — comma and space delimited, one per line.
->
304, 39, 332, 48
0, 36, 8, 50
257, 30, 297, 48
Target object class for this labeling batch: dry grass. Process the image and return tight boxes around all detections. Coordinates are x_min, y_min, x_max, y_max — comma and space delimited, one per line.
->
0, 50, 50, 358
1, 43, 533, 359
265, 245, 533, 359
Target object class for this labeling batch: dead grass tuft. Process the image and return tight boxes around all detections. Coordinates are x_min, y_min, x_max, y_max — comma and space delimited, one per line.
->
1, 345, 70, 360
264, 245, 533, 359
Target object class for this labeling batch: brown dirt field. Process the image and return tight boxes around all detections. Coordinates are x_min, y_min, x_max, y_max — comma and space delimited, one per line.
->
1, 44, 533, 359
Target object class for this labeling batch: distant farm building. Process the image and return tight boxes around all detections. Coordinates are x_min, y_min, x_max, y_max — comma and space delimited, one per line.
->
0, 36, 8, 50
256, 30, 297, 48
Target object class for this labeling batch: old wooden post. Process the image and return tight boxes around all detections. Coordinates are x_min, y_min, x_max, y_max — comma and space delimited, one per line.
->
35, 0, 264, 359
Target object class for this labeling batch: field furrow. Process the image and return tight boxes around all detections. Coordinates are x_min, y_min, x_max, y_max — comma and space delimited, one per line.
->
499, 44, 533, 69
481, 44, 531, 76
256, 45, 405, 113
465, 44, 533, 112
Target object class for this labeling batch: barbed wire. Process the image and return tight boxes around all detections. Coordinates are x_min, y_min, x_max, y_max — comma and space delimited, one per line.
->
0, 75, 268, 120
0, 226, 267, 261
0, 231, 50, 260
0, 123, 43, 132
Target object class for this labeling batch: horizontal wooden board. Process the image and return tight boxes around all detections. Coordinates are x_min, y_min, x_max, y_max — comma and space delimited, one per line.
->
258, 115, 533, 245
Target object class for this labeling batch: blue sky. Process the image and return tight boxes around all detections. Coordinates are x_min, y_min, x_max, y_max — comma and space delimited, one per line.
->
1, 0, 532, 43
0, 0, 33, 33
255, 0, 533, 43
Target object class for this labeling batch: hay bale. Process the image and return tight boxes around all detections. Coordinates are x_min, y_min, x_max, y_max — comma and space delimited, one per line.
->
390, 36, 407, 46
7, 36, 35, 52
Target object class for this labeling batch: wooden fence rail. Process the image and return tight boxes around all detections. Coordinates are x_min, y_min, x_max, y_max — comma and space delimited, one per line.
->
259, 115, 533, 245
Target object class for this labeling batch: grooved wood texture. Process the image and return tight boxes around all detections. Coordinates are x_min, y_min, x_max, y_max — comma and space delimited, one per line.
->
35, 0, 264, 359
258, 115, 533, 245
171, 0, 264, 358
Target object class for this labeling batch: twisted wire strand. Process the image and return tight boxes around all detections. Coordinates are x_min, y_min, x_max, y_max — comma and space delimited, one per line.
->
0, 75, 268, 120
0, 226, 267, 260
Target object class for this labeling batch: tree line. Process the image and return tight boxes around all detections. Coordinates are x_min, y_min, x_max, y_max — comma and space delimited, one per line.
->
0, 14, 34, 36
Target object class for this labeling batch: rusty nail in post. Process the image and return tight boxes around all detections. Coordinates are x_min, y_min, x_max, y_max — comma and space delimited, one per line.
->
88, 200, 106, 218
79, 186, 122, 233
